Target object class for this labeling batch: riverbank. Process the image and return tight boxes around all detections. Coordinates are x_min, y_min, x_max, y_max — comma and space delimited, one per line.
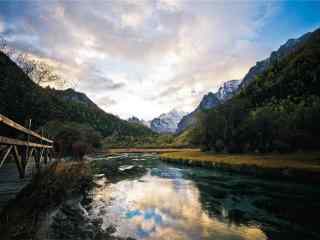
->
0, 158, 142, 240
160, 150, 320, 182
0, 161, 99, 240
0, 161, 92, 239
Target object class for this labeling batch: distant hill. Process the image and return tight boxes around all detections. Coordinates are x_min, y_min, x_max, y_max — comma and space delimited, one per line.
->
198, 27, 320, 152
0, 51, 154, 138
128, 116, 150, 128
177, 80, 240, 133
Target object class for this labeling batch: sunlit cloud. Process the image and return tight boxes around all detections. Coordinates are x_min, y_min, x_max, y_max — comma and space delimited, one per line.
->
1, 1, 317, 120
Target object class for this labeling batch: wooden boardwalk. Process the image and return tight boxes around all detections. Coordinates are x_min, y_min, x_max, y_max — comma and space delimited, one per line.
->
0, 114, 54, 212
0, 161, 35, 211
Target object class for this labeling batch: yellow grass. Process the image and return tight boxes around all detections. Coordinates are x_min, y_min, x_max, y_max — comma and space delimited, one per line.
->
160, 150, 320, 172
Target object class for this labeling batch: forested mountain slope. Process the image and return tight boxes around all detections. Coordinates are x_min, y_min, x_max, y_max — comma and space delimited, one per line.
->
0, 51, 153, 138
177, 80, 240, 133
198, 28, 320, 152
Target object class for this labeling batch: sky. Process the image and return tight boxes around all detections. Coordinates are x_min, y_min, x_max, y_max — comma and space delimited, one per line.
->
0, 0, 319, 120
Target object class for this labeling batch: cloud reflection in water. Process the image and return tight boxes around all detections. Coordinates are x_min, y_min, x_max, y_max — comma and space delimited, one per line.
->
90, 171, 266, 240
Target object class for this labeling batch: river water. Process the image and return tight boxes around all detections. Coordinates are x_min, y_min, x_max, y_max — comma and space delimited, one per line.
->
88, 153, 320, 240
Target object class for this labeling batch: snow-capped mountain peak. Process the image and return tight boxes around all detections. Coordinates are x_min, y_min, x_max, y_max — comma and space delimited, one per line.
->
150, 109, 187, 133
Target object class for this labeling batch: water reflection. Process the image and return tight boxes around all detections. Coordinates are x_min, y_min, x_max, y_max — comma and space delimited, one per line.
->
90, 170, 266, 240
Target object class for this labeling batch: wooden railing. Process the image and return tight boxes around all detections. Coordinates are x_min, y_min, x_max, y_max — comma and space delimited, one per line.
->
0, 114, 54, 178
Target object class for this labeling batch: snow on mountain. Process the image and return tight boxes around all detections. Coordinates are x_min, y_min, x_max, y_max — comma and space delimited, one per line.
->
177, 79, 240, 133
150, 109, 187, 133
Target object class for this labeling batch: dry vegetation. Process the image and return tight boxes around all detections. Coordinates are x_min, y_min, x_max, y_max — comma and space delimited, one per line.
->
160, 150, 320, 172
0, 161, 92, 240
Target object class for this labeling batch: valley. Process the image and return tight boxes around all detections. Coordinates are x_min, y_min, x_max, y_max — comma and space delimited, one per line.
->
0, 2, 320, 240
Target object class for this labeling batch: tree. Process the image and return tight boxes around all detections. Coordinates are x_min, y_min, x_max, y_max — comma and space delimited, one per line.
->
0, 36, 65, 87
30, 61, 65, 86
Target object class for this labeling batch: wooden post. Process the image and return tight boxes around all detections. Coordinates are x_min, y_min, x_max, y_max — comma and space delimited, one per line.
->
13, 146, 24, 178
20, 147, 28, 174
44, 149, 48, 164
24, 119, 32, 171
34, 149, 41, 172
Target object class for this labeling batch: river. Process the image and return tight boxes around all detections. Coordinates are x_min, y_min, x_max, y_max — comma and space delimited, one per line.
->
87, 153, 320, 240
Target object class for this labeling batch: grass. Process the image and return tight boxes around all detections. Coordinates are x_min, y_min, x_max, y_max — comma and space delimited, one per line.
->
160, 150, 320, 172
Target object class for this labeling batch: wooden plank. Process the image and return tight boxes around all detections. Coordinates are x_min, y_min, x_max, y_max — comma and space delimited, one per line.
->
0, 136, 53, 148
0, 114, 53, 143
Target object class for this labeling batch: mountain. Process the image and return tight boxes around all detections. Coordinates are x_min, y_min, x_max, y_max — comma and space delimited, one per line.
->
239, 31, 312, 88
176, 93, 220, 134
178, 31, 313, 136
199, 27, 320, 152
177, 80, 240, 133
177, 30, 315, 135
150, 109, 186, 133
128, 116, 150, 128
0, 51, 154, 138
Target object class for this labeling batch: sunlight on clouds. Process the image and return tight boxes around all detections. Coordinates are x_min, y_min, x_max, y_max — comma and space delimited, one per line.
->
121, 13, 145, 28
157, 0, 182, 12
0, 1, 283, 119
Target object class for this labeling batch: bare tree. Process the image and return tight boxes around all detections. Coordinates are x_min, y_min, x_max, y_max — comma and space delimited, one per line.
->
16, 53, 36, 75
0, 36, 65, 88
32, 61, 65, 86
0, 36, 17, 56
0, 36, 7, 52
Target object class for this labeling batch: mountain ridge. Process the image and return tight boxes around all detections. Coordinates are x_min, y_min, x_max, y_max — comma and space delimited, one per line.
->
239, 31, 312, 89
0, 51, 154, 138
177, 79, 240, 133
198, 27, 320, 152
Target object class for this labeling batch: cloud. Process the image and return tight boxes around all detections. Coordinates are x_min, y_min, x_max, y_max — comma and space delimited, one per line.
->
0, 1, 282, 120
96, 95, 117, 109
0, 18, 5, 33
76, 73, 126, 95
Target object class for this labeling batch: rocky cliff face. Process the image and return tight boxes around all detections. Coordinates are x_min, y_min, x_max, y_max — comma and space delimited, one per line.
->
150, 109, 186, 133
177, 79, 240, 133
240, 31, 311, 88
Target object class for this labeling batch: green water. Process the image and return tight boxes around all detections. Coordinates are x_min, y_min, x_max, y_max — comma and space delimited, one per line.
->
89, 153, 320, 240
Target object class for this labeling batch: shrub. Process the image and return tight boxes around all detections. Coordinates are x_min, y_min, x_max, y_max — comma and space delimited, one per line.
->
42, 121, 102, 159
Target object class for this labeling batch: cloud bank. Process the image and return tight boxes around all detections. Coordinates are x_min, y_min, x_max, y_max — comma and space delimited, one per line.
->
0, 1, 290, 119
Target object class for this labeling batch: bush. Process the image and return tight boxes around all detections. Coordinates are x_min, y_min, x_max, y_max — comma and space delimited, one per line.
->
42, 121, 102, 159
